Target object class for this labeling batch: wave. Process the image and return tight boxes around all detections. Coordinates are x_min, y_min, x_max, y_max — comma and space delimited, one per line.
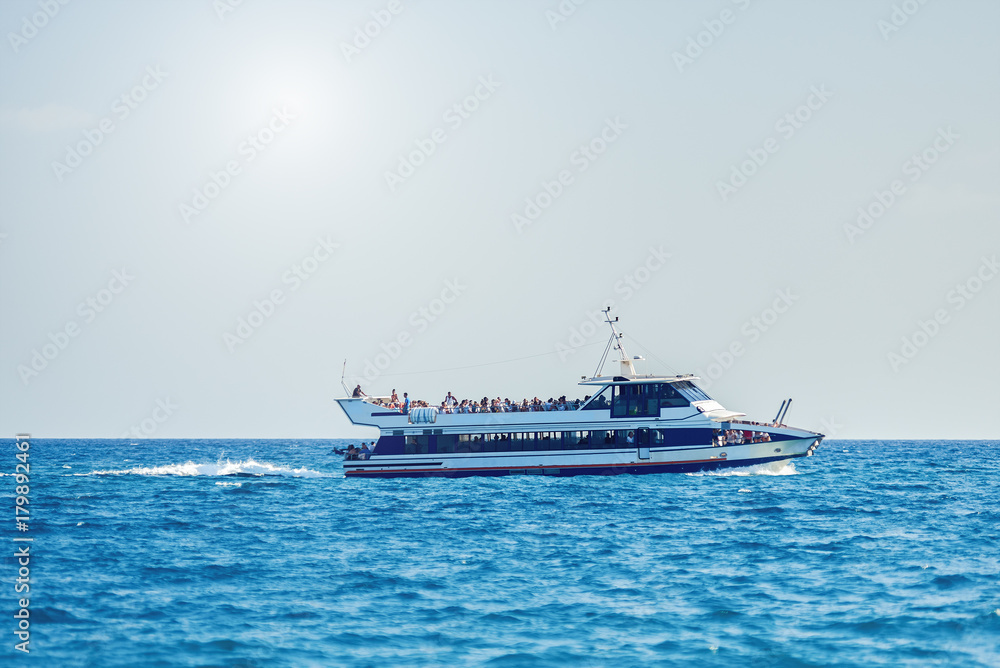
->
71, 457, 331, 478
686, 460, 800, 477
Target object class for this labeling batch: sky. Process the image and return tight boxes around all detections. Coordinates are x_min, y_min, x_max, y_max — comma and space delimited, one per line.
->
1, 0, 998, 440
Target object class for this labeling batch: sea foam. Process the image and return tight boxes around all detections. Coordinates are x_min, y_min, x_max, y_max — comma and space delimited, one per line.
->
685, 460, 800, 477
72, 457, 331, 478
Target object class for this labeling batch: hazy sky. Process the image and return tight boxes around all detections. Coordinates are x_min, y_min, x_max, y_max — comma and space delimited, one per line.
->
2, 0, 998, 440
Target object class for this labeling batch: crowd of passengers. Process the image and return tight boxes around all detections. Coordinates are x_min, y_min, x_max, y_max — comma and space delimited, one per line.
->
342, 442, 374, 460
353, 386, 589, 413
716, 429, 771, 446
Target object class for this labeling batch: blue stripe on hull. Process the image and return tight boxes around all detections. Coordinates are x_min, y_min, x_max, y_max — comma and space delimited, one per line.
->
344, 454, 803, 479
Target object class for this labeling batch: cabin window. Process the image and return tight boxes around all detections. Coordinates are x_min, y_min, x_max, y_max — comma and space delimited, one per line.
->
657, 428, 714, 446
674, 381, 712, 402
404, 435, 430, 454
436, 435, 457, 453
439, 429, 662, 452
582, 386, 612, 410
537, 432, 554, 450
640, 385, 660, 415
528, 433, 541, 451
659, 383, 690, 407
616, 430, 635, 445
611, 384, 661, 417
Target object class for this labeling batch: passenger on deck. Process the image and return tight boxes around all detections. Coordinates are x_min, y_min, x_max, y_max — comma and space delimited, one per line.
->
352, 385, 365, 398
391, 389, 399, 404
402, 392, 410, 413
360, 443, 371, 459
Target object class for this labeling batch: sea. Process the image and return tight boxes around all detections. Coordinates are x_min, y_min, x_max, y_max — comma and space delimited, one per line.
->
1, 438, 998, 667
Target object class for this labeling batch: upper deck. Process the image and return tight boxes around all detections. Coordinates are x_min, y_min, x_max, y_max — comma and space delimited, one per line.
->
336, 375, 747, 433
336, 307, 802, 435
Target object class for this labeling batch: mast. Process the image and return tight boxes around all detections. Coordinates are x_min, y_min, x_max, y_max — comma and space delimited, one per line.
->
340, 359, 351, 396
593, 307, 638, 378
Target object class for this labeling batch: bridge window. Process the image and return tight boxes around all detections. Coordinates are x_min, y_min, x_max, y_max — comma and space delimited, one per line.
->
659, 383, 690, 407
611, 384, 662, 417
582, 386, 612, 410
674, 381, 712, 402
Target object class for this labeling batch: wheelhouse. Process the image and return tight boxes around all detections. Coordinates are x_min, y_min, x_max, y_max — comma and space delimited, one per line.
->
581, 378, 712, 417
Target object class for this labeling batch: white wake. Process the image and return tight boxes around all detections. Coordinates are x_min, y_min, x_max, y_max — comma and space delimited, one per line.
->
72, 457, 331, 478
686, 460, 800, 477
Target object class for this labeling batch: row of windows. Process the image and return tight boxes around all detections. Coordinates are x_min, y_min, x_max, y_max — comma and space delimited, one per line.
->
580, 381, 712, 417
395, 428, 716, 454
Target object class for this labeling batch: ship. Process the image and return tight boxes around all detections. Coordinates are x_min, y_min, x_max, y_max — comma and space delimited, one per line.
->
336, 308, 822, 478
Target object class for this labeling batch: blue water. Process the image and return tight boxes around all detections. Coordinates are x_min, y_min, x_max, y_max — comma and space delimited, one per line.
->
2, 439, 998, 667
